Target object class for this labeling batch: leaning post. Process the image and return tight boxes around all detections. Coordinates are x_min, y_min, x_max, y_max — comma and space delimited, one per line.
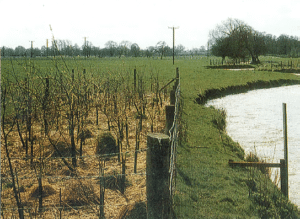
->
146, 133, 170, 219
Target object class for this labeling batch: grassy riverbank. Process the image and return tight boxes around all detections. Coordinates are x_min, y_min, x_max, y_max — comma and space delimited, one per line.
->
174, 57, 300, 218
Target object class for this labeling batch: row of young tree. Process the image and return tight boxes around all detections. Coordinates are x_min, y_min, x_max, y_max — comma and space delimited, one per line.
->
1, 40, 206, 58
209, 18, 300, 63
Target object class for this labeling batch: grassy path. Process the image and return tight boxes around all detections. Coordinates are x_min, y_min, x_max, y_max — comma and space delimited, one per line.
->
174, 58, 300, 218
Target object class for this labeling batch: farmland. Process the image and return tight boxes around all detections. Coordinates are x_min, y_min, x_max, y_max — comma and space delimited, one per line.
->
2, 55, 300, 218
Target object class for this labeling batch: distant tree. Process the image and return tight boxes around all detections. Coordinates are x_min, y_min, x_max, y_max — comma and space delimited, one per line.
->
175, 44, 185, 55
1, 46, 14, 57
15, 46, 26, 56
105, 41, 118, 57
155, 41, 168, 59
209, 18, 267, 63
200, 46, 206, 52
117, 41, 131, 58
131, 43, 140, 57
145, 46, 155, 58
73, 43, 81, 56
277, 34, 290, 55
82, 40, 92, 57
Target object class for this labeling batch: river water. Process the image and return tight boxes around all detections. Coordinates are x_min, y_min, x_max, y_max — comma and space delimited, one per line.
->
206, 85, 300, 207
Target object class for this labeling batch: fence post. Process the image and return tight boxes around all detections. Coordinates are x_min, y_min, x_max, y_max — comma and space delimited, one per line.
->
146, 133, 170, 219
282, 103, 288, 198
175, 67, 179, 88
170, 68, 179, 105
134, 69, 137, 91
165, 105, 175, 135
0, 49, 2, 215
280, 159, 288, 197
0, 49, 2, 85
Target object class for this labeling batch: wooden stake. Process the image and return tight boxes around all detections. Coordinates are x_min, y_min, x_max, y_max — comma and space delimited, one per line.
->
280, 159, 288, 197
59, 188, 62, 219
282, 103, 288, 197
134, 69, 137, 91
146, 133, 171, 219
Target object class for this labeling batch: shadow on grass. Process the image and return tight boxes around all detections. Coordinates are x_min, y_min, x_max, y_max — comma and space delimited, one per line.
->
273, 69, 300, 73
177, 167, 193, 187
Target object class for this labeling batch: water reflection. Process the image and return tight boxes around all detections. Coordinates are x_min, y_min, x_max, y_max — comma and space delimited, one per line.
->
206, 85, 300, 207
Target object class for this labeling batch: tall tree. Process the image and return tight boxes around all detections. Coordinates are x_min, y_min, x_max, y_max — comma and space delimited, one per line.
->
131, 43, 140, 57
155, 41, 168, 59
105, 41, 118, 57
209, 18, 267, 63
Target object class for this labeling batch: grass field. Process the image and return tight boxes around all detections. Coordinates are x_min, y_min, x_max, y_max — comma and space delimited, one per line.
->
2, 55, 300, 218
174, 56, 300, 218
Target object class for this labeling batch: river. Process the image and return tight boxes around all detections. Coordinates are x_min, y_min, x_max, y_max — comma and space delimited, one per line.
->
206, 85, 300, 207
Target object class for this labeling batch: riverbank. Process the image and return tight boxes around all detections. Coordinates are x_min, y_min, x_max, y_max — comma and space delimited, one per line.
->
174, 60, 300, 218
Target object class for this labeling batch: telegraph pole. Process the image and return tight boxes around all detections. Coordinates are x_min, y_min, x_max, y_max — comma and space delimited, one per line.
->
168, 26, 179, 65
83, 37, 88, 58
30, 41, 34, 58
46, 39, 49, 57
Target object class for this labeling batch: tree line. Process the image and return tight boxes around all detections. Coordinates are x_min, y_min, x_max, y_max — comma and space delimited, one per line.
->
209, 18, 300, 63
1, 40, 206, 58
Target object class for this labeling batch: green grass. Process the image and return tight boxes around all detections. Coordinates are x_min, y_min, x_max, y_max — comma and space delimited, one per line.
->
174, 57, 300, 218
2, 56, 300, 218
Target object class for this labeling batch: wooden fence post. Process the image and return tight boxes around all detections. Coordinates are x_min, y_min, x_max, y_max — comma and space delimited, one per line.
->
134, 69, 137, 91
146, 133, 170, 219
280, 159, 288, 197
0, 49, 2, 85
175, 67, 179, 88
282, 103, 288, 198
165, 105, 175, 136
170, 89, 175, 105
99, 159, 105, 218
170, 68, 179, 105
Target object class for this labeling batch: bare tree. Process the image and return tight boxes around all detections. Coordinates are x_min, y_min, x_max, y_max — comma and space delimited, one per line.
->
105, 41, 118, 57
156, 41, 167, 59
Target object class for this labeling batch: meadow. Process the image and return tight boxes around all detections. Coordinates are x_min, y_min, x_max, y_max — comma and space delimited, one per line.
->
2, 55, 300, 218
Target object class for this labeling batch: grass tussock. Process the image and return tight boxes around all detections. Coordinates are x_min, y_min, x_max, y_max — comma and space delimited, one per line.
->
28, 184, 56, 199
62, 180, 99, 207
116, 202, 147, 219
95, 132, 118, 156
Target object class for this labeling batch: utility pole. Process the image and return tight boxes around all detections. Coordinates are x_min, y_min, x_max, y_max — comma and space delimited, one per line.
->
46, 39, 49, 57
83, 37, 88, 58
30, 41, 34, 58
168, 26, 179, 65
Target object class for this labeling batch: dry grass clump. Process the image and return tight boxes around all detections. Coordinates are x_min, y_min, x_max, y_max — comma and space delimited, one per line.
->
50, 141, 72, 157
78, 128, 93, 140
116, 202, 147, 219
95, 132, 117, 156
98, 170, 130, 192
28, 184, 56, 199
245, 152, 270, 175
62, 180, 99, 207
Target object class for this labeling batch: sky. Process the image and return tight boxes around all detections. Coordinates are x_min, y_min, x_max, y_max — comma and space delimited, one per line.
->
1, 0, 300, 50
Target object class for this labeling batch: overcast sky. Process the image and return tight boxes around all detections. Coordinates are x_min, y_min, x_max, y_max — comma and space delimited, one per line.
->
1, 0, 300, 50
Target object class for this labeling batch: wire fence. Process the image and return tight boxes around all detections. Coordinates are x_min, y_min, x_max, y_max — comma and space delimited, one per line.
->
169, 81, 180, 201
